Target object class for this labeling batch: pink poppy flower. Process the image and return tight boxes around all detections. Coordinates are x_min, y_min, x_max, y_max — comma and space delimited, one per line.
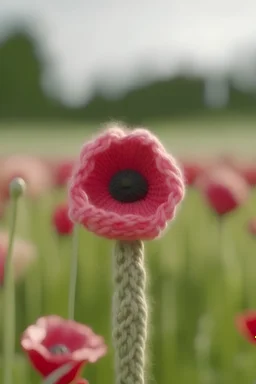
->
21, 315, 107, 384
54, 159, 76, 187
236, 311, 256, 344
196, 165, 249, 216
180, 159, 204, 186
0, 232, 37, 284
0, 155, 53, 199
239, 164, 256, 187
68, 126, 185, 240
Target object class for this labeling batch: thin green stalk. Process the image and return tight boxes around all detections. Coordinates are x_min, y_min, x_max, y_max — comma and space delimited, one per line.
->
68, 224, 79, 319
42, 363, 73, 384
216, 215, 239, 380
3, 178, 26, 384
23, 199, 42, 325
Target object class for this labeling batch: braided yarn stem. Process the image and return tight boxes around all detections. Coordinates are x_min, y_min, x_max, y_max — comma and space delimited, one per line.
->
113, 240, 147, 384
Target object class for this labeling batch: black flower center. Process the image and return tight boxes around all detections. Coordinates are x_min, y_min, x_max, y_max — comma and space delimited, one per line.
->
109, 169, 148, 203
49, 344, 70, 355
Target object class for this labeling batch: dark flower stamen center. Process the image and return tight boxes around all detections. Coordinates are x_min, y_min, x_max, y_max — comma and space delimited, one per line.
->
49, 344, 70, 355
109, 169, 148, 203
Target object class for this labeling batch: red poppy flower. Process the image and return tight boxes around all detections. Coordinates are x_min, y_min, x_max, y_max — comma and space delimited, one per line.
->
68, 126, 185, 240
21, 315, 107, 384
52, 203, 74, 236
236, 311, 256, 344
197, 166, 249, 216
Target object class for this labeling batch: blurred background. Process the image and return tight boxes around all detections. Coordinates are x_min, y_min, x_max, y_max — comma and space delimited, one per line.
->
1, 2, 256, 384
1, 0, 256, 157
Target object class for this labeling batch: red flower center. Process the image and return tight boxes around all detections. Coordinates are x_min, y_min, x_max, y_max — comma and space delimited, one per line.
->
49, 344, 70, 355
109, 169, 148, 203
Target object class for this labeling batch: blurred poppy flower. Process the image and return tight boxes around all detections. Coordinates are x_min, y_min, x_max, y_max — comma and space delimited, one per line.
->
248, 218, 256, 236
52, 203, 74, 236
54, 160, 75, 187
0, 232, 37, 285
0, 155, 53, 199
180, 160, 204, 186
21, 315, 107, 384
216, 154, 238, 168
239, 164, 256, 187
197, 165, 249, 216
69, 125, 185, 240
236, 311, 256, 344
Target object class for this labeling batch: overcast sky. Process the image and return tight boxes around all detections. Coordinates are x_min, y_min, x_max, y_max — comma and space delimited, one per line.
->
1, 0, 256, 105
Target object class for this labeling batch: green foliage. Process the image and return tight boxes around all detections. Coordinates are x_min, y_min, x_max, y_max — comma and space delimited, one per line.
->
0, 31, 256, 124
1, 187, 256, 383
0, 32, 59, 118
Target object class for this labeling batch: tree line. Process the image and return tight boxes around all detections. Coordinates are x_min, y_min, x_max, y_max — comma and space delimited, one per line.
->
0, 32, 256, 126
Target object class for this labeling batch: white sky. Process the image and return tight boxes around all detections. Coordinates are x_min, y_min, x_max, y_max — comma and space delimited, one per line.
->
1, 0, 256, 106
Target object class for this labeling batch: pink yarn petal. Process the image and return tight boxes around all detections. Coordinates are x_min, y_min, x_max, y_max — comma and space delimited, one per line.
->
69, 126, 185, 240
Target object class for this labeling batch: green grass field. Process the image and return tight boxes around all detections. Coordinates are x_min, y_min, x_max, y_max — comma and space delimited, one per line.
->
0, 117, 256, 384
1, 114, 256, 157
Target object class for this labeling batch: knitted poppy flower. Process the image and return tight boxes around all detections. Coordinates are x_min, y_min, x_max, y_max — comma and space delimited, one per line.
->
21, 315, 107, 384
236, 311, 256, 344
68, 126, 185, 240
197, 165, 249, 216
52, 203, 74, 236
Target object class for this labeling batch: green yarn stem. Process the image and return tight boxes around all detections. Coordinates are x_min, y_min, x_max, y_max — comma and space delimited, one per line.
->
3, 197, 19, 384
68, 224, 79, 319
113, 240, 148, 384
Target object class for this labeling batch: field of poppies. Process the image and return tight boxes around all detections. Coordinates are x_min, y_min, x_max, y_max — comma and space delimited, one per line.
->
0, 121, 256, 384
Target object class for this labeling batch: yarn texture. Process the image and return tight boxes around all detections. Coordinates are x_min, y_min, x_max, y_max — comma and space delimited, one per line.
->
68, 125, 185, 240
113, 240, 147, 384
